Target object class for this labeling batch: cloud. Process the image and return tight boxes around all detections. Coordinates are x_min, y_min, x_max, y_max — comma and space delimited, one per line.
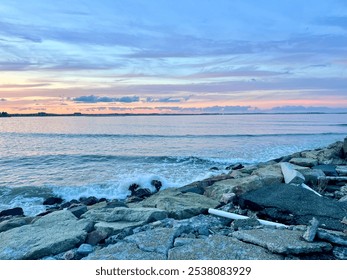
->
145, 97, 186, 103
73, 95, 140, 103
0, 98, 6, 101
266, 106, 347, 113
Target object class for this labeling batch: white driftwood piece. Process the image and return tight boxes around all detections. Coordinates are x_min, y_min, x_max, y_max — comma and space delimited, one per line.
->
301, 183, 322, 197
208, 208, 288, 228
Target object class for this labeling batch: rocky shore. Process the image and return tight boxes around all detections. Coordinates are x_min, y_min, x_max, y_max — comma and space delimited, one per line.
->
0, 138, 347, 260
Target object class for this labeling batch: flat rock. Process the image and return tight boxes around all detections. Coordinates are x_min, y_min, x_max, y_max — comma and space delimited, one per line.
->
289, 158, 318, 167
313, 165, 338, 176
300, 168, 326, 187
0, 217, 30, 233
168, 235, 282, 260
204, 175, 263, 201
317, 229, 347, 246
301, 141, 345, 165
233, 228, 332, 254
83, 241, 166, 260
238, 184, 347, 231
94, 220, 149, 236
336, 166, 347, 176
137, 189, 220, 219
251, 164, 284, 185
125, 228, 177, 255
0, 210, 93, 260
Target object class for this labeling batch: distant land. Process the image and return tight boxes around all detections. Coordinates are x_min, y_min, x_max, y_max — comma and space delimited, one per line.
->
1, 111, 347, 118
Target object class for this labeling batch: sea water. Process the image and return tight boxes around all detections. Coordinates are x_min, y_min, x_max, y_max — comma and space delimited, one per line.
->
0, 114, 346, 215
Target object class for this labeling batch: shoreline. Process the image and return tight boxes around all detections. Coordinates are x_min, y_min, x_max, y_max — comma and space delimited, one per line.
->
0, 137, 346, 260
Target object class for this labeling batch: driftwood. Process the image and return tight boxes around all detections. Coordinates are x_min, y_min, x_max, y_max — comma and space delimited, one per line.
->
208, 208, 288, 228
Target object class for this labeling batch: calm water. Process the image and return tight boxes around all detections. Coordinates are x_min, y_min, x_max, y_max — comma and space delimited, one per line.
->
0, 114, 346, 215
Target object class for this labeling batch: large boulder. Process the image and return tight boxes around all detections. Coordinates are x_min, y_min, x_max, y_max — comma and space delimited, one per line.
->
301, 141, 345, 165
251, 164, 284, 185
168, 235, 282, 260
289, 158, 318, 167
137, 189, 220, 219
0, 210, 93, 259
232, 228, 332, 254
204, 175, 263, 201
0, 217, 31, 233
238, 184, 347, 231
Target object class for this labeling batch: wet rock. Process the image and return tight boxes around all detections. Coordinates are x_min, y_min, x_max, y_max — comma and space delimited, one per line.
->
313, 165, 338, 176
333, 246, 347, 260
317, 229, 347, 246
79, 196, 98, 206
238, 184, 347, 231
289, 158, 318, 167
0, 207, 24, 217
302, 217, 319, 242
280, 163, 305, 184
0, 210, 93, 259
138, 189, 220, 219
43, 197, 63, 205
209, 167, 219, 171
132, 188, 152, 199
0, 217, 30, 233
151, 180, 162, 191
129, 183, 140, 195
233, 228, 332, 254
168, 235, 282, 260
68, 205, 88, 218
84, 242, 166, 260
205, 175, 263, 200
300, 169, 326, 187
125, 228, 177, 255
343, 137, 347, 156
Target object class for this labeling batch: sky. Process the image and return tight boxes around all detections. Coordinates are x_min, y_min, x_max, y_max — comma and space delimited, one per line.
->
0, 0, 347, 114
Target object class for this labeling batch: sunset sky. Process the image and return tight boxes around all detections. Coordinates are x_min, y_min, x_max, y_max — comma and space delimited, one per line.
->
0, 0, 347, 114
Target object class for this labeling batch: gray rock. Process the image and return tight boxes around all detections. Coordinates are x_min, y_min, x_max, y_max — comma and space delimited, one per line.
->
0, 217, 30, 233
205, 175, 263, 200
317, 229, 347, 246
168, 235, 282, 260
77, 243, 94, 256
233, 218, 261, 231
63, 250, 76, 260
68, 205, 88, 218
83, 241, 166, 260
238, 184, 347, 231
301, 141, 345, 165
251, 164, 284, 185
173, 238, 193, 247
138, 189, 219, 219
0, 210, 93, 259
343, 137, 347, 156
280, 162, 305, 184
289, 158, 318, 167
302, 217, 319, 242
336, 166, 347, 176
125, 228, 176, 255
333, 246, 347, 260
0, 207, 24, 217
86, 229, 109, 245
300, 169, 326, 187
94, 221, 150, 236
313, 165, 338, 176
233, 228, 332, 254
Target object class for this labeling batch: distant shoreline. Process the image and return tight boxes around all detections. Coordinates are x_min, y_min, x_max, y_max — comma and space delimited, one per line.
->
2, 112, 347, 117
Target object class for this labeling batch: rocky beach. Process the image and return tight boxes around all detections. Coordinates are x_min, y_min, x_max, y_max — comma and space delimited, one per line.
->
0, 137, 347, 260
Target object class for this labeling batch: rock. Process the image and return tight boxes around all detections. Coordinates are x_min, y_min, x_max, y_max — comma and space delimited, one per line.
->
289, 158, 318, 167
79, 196, 98, 206
226, 163, 244, 170
280, 163, 305, 184
339, 195, 347, 202
233, 228, 332, 254
63, 250, 76, 260
336, 166, 347, 176
302, 217, 320, 242
301, 141, 345, 165
317, 229, 347, 246
333, 246, 347, 260
168, 235, 282, 260
138, 189, 220, 219
220, 193, 235, 204
77, 243, 94, 256
43, 197, 63, 205
313, 165, 338, 176
151, 180, 162, 191
204, 175, 263, 200
209, 167, 219, 171
238, 184, 347, 231
251, 164, 284, 185
125, 228, 177, 255
84, 241, 166, 260
86, 229, 109, 245
0, 207, 24, 217
343, 137, 347, 156
105, 200, 128, 208
300, 169, 326, 187
0, 217, 30, 233
232, 218, 261, 231
132, 188, 152, 199
0, 210, 93, 259
68, 205, 88, 218
129, 183, 140, 195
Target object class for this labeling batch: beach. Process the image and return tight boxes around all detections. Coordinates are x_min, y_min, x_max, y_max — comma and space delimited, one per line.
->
0, 136, 346, 260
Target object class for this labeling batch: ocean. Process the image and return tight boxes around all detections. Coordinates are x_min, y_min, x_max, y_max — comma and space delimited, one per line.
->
1, 114, 346, 216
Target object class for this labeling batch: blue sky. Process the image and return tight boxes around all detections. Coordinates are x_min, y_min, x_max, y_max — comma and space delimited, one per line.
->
0, 0, 346, 113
